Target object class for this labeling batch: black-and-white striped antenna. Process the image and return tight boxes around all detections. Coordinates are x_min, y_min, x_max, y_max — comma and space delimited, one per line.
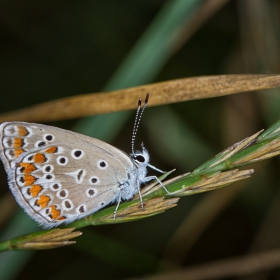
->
131, 93, 149, 154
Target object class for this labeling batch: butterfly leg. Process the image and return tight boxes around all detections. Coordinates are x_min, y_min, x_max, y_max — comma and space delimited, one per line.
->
114, 190, 123, 220
143, 176, 172, 195
147, 163, 165, 173
137, 179, 144, 210
114, 182, 136, 219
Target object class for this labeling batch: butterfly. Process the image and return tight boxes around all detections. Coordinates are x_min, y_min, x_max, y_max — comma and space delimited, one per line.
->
0, 94, 169, 228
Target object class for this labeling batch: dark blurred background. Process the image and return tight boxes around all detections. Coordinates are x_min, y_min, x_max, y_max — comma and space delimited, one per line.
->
1, 1, 280, 279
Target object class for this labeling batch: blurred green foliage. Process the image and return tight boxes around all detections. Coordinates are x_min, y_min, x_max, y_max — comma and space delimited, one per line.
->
1, 1, 280, 279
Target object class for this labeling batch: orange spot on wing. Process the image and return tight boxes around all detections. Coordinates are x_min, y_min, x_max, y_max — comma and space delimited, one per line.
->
30, 185, 42, 197
20, 163, 36, 174
13, 138, 23, 148
36, 195, 50, 208
33, 153, 46, 163
57, 216, 66, 221
14, 149, 24, 158
24, 175, 36, 186
49, 205, 61, 220
17, 126, 28, 136
45, 146, 57, 153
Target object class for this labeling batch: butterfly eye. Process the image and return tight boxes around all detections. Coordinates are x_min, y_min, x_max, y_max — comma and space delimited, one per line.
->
135, 155, 145, 163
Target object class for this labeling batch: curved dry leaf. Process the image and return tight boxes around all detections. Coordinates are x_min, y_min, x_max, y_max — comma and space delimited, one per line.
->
0, 74, 279, 122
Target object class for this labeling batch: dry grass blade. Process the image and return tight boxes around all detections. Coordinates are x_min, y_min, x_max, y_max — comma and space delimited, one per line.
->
234, 138, 280, 165
208, 130, 263, 168
0, 74, 279, 122
179, 169, 254, 195
21, 241, 76, 249
117, 197, 179, 218
16, 228, 82, 250
30, 228, 81, 242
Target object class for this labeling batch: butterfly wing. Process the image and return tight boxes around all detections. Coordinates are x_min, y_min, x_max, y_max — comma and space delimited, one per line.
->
0, 122, 134, 228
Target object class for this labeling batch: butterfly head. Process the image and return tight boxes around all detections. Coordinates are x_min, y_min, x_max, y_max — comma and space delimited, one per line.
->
130, 143, 150, 168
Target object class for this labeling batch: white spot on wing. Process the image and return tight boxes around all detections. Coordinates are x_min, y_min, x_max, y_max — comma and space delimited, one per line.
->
97, 160, 108, 170
86, 188, 97, 197
16, 176, 25, 187
22, 187, 32, 199
43, 134, 55, 142
56, 156, 68, 166
56, 189, 69, 199
71, 149, 84, 159
65, 169, 86, 184
5, 149, 18, 160
76, 204, 87, 214
4, 125, 18, 136
62, 199, 73, 211
40, 208, 55, 221
42, 174, 55, 182
89, 176, 100, 185
50, 183, 62, 191
42, 164, 54, 173
35, 140, 47, 147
